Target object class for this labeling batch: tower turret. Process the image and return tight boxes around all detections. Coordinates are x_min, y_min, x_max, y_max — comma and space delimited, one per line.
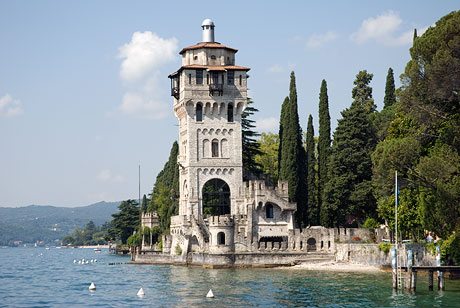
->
202, 19, 215, 42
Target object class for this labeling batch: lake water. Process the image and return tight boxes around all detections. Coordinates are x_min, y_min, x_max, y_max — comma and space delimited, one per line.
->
1, 248, 460, 307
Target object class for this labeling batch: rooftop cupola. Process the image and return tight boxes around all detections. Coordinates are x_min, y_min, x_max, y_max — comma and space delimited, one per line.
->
201, 19, 215, 42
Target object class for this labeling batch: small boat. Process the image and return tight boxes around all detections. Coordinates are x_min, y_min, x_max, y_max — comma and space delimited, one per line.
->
94, 246, 101, 253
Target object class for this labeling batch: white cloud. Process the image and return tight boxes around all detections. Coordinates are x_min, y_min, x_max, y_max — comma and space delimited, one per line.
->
118, 31, 178, 82
351, 11, 429, 46
0, 94, 23, 117
306, 31, 338, 49
119, 92, 168, 119
256, 117, 279, 133
97, 169, 124, 183
267, 64, 284, 73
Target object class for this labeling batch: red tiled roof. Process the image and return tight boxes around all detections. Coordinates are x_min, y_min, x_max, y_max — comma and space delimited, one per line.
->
179, 42, 238, 54
168, 64, 250, 78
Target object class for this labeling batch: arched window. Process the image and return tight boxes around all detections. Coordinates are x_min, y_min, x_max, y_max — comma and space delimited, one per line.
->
217, 232, 225, 245
266, 203, 274, 219
212, 139, 219, 157
227, 104, 233, 122
196, 104, 202, 122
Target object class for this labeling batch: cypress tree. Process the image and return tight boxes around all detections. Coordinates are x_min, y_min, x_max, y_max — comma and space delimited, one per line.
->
141, 194, 148, 213
317, 79, 331, 226
242, 99, 263, 178
277, 96, 289, 178
321, 71, 377, 227
279, 71, 308, 226
148, 141, 180, 233
305, 114, 317, 225
383, 68, 396, 109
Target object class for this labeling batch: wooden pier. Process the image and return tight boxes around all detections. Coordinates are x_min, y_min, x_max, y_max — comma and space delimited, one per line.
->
399, 266, 460, 291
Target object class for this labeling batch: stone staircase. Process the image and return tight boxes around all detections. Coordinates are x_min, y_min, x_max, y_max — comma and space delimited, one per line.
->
293, 252, 336, 264
190, 215, 210, 251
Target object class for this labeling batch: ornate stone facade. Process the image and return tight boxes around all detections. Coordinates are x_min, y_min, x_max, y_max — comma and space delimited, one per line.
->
166, 19, 298, 256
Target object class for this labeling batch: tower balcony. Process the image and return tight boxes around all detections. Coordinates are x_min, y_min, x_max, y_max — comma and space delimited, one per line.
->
171, 87, 179, 99
209, 83, 223, 96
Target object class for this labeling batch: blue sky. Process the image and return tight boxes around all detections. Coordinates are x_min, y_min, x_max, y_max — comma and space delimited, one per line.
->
1, 1, 458, 207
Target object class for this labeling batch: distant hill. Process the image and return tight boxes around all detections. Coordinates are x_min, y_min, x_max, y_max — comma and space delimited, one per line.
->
0, 201, 121, 246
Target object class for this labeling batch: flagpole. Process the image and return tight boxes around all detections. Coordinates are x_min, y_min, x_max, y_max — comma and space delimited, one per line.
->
395, 170, 398, 247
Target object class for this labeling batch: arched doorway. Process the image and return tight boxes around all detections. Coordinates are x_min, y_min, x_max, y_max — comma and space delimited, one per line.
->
307, 237, 317, 251
202, 178, 230, 216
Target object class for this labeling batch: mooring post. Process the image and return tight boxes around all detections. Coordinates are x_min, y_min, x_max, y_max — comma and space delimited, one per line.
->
411, 271, 417, 292
406, 250, 413, 291
428, 270, 434, 291
436, 246, 445, 290
391, 248, 397, 289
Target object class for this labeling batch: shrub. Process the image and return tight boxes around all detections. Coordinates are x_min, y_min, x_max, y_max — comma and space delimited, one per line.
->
175, 243, 182, 255
352, 237, 361, 242
362, 218, 380, 229
441, 232, 460, 265
378, 242, 392, 254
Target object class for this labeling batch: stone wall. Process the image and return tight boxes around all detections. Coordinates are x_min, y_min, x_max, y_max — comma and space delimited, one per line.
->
335, 243, 436, 267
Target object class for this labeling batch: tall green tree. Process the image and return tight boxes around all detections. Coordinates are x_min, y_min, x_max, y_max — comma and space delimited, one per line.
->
110, 200, 140, 244
148, 141, 180, 234
255, 132, 280, 185
317, 79, 331, 225
242, 99, 263, 178
305, 115, 317, 225
383, 68, 396, 109
141, 194, 149, 213
277, 96, 289, 178
321, 70, 377, 227
372, 11, 460, 246
278, 72, 308, 226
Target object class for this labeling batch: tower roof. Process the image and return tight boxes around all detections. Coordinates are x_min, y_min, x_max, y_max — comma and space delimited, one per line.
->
179, 42, 238, 55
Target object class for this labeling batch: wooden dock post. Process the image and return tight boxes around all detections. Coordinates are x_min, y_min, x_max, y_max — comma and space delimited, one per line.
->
411, 271, 417, 292
391, 248, 398, 289
428, 270, 434, 291
436, 246, 445, 290
406, 250, 413, 291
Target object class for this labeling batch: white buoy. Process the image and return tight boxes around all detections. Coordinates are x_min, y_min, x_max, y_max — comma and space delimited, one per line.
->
78, 260, 81, 264
82, 258, 85, 262
89, 282, 96, 290
73, 260, 77, 263
86, 261, 89, 264
137, 288, 145, 297
206, 289, 214, 298
90, 259, 94, 263
94, 259, 97, 262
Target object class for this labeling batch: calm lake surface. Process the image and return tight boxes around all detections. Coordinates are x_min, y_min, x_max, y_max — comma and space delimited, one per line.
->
1, 247, 460, 307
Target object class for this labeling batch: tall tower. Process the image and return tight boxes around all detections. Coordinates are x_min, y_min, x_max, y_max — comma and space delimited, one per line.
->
169, 19, 250, 219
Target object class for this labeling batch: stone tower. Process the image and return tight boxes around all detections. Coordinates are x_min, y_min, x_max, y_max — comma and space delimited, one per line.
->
168, 19, 250, 220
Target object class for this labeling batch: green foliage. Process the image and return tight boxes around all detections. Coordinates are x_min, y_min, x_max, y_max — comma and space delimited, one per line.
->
278, 71, 308, 226
109, 200, 140, 244
383, 68, 396, 109
141, 194, 149, 213
242, 99, 263, 177
255, 132, 279, 184
175, 243, 182, 255
318, 79, 331, 226
305, 115, 318, 225
362, 218, 379, 229
321, 71, 377, 227
127, 233, 141, 247
373, 11, 460, 244
440, 232, 460, 265
378, 242, 392, 254
148, 141, 180, 234
61, 220, 110, 246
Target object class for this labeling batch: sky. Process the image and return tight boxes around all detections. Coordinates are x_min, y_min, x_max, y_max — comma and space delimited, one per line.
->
1, 1, 458, 207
